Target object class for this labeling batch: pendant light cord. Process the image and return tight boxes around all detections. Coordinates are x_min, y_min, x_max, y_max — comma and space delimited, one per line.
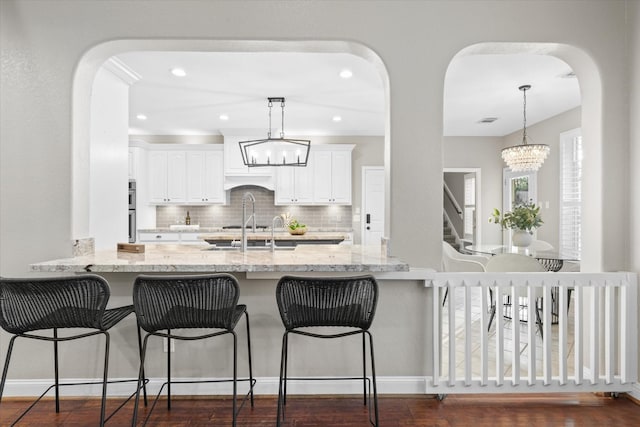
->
267, 99, 273, 139
266, 98, 287, 139
521, 85, 529, 146
280, 99, 285, 139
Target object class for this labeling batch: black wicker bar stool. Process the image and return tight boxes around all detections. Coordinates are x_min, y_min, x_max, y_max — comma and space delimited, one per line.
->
0, 274, 146, 426
131, 273, 255, 427
275, 275, 379, 426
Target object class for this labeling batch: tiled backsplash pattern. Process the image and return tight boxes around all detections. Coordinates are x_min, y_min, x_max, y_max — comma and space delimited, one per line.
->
156, 186, 352, 229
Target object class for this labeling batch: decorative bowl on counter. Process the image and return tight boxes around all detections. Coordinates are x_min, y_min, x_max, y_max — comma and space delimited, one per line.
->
288, 227, 307, 235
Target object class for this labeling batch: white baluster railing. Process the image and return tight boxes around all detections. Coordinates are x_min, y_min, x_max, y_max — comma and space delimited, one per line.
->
424, 272, 637, 394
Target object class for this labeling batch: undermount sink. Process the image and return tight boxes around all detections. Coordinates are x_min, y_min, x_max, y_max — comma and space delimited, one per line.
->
169, 224, 200, 230
204, 245, 296, 251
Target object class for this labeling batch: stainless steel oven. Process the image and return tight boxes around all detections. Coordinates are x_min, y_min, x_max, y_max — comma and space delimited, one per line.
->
128, 180, 136, 243
128, 180, 136, 210
128, 210, 136, 243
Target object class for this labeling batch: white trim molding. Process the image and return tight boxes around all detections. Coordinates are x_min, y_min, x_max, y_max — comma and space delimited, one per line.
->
2, 376, 427, 398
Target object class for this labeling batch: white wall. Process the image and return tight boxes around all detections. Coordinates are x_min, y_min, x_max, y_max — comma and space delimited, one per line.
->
0, 0, 636, 387
89, 66, 130, 249
629, 0, 640, 387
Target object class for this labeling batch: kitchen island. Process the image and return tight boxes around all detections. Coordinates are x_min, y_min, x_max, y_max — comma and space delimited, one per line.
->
25, 244, 431, 398
30, 243, 408, 273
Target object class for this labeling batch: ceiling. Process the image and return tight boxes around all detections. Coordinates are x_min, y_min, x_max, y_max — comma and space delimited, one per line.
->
116, 51, 581, 138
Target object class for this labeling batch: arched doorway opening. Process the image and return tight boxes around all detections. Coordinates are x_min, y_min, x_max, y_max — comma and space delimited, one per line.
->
72, 40, 390, 248
442, 42, 602, 270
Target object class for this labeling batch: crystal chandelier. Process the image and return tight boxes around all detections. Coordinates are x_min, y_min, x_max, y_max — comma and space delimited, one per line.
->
501, 85, 550, 172
239, 97, 311, 167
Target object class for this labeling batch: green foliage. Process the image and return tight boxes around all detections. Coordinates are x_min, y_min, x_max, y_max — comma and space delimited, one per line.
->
489, 201, 543, 232
288, 219, 306, 230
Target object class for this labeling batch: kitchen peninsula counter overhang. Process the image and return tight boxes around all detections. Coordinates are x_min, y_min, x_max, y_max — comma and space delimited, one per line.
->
30, 244, 410, 274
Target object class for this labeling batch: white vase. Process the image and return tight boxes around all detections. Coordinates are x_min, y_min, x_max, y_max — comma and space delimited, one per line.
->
512, 229, 533, 247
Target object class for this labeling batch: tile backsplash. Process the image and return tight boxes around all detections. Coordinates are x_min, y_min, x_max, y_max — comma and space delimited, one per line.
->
156, 185, 352, 229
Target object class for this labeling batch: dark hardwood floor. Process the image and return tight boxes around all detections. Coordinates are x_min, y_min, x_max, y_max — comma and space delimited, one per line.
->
1, 393, 639, 426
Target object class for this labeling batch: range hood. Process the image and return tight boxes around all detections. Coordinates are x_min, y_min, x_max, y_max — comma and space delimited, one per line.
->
223, 174, 275, 191
222, 133, 276, 191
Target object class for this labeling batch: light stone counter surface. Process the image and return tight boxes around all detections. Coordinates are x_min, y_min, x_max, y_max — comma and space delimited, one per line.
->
198, 231, 347, 241
30, 244, 409, 274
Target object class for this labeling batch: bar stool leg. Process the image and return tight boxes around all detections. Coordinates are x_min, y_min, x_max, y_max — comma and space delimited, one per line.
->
367, 331, 379, 427
276, 332, 289, 427
232, 331, 238, 427
100, 332, 110, 427
136, 323, 148, 406
362, 333, 367, 406
244, 311, 254, 406
0, 335, 17, 402
53, 328, 60, 413
166, 329, 171, 410
132, 334, 150, 427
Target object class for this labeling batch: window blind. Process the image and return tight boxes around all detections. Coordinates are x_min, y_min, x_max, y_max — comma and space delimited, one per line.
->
559, 131, 582, 259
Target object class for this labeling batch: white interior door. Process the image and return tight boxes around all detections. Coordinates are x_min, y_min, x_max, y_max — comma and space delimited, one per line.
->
463, 173, 477, 243
362, 166, 385, 245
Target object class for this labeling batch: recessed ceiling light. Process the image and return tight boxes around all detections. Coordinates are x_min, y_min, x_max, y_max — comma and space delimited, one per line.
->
332, 115, 342, 122
219, 114, 229, 121
339, 69, 353, 79
478, 117, 498, 123
170, 68, 186, 77
136, 114, 147, 121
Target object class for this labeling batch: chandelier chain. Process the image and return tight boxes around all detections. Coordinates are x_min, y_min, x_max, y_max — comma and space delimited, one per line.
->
267, 99, 273, 139
522, 86, 528, 144
280, 99, 285, 138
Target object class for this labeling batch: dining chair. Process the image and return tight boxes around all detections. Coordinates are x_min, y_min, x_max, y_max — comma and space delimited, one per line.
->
530, 239, 554, 251
485, 253, 547, 337
275, 275, 379, 427
131, 273, 254, 427
441, 241, 488, 305
0, 275, 145, 426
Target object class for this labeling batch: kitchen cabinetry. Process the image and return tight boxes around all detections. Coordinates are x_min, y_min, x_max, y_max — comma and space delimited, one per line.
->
138, 232, 180, 243
186, 150, 225, 203
147, 146, 225, 205
138, 231, 207, 244
223, 135, 274, 176
148, 151, 187, 204
275, 152, 314, 205
313, 146, 353, 205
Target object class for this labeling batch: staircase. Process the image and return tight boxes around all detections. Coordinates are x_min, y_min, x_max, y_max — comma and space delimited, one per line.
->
443, 214, 459, 249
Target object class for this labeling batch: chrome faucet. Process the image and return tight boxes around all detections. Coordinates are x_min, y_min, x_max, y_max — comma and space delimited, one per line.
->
241, 192, 256, 252
271, 215, 285, 251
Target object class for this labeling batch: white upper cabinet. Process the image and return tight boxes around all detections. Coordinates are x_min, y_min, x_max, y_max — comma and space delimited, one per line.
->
147, 146, 225, 205
148, 151, 186, 204
223, 135, 274, 176
186, 150, 225, 204
275, 151, 314, 205
312, 145, 353, 205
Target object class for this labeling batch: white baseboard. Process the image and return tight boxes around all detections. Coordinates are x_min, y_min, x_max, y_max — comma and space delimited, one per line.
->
1, 376, 427, 398
628, 383, 640, 401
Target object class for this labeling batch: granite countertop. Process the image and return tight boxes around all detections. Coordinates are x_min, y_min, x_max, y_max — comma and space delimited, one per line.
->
30, 244, 409, 274
138, 227, 354, 234
198, 231, 347, 241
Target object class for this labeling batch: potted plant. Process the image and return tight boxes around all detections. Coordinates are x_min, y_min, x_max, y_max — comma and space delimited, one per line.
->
287, 219, 307, 235
489, 201, 543, 247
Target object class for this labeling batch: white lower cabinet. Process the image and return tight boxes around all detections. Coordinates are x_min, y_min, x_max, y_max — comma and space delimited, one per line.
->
138, 232, 180, 243
138, 231, 205, 244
